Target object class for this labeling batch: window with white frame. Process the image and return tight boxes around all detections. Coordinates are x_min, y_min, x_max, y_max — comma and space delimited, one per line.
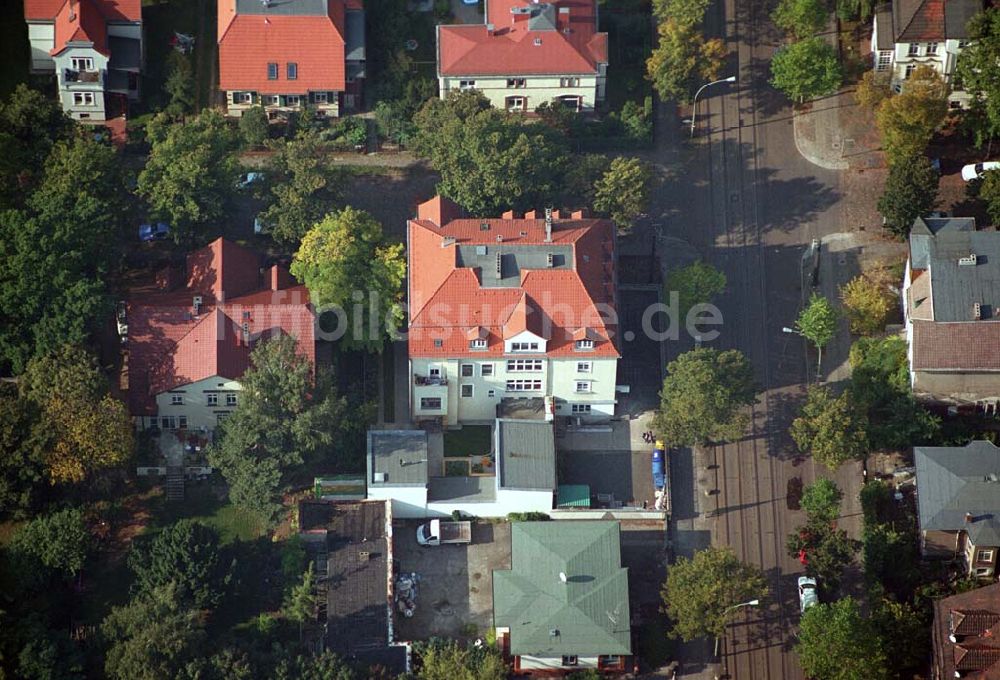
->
905, 64, 917, 78
420, 397, 442, 410
481, 364, 494, 377
285, 95, 301, 106
959, 40, 971, 49
178, 416, 188, 429
73, 92, 95, 106
216, 412, 231, 423
267, 62, 278, 80
461, 364, 474, 377
510, 342, 540, 352
507, 359, 543, 372
226, 393, 238, 406
263, 95, 279, 106
429, 366, 442, 377
312, 91, 328, 104
461, 384, 474, 398
506, 379, 542, 392
170, 394, 183, 405
908, 43, 920, 56
577, 361, 592, 373
979, 549, 995, 563
926, 42, 938, 54
876, 51, 892, 70
287, 62, 298, 80
506, 78, 526, 88
575, 339, 594, 350
206, 393, 219, 406
571, 404, 592, 414
234, 91, 253, 104
71, 57, 94, 71
575, 381, 592, 393
505, 96, 526, 111
976, 567, 992, 576
470, 339, 488, 350
459, 80, 476, 89
559, 77, 580, 87
160, 416, 176, 429
487, 389, 496, 398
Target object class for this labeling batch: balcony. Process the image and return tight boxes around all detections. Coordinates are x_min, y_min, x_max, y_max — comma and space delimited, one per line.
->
64, 68, 104, 86
414, 373, 448, 386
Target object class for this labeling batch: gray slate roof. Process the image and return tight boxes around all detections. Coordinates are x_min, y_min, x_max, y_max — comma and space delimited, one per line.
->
367, 430, 428, 487
915, 441, 1000, 545
908, 218, 1000, 321
345, 9, 366, 62
496, 419, 556, 491
456, 244, 573, 288
874, 4, 895, 49
236, 0, 328, 16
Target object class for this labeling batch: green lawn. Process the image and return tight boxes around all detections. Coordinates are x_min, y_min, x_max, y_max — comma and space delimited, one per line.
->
146, 489, 267, 544
444, 425, 492, 457
142, 0, 217, 112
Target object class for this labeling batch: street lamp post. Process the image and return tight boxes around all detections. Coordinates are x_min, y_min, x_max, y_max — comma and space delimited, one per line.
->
783, 326, 822, 375
690, 75, 737, 138
716, 598, 761, 672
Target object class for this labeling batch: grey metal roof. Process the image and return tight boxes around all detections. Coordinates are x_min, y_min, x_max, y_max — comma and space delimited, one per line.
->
456, 244, 573, 288
345, 9, 365, 62
108, 37, 141, 70
527, 3, 557, 30
367, 430, 428, 487
944, 0, 981, 39
427, 475, 497, 501
874, 5, 895, 49
926, 230, 1000, 321
236, 0, 328, 16
497, 419, 556, 491
915, 441, 1000, 545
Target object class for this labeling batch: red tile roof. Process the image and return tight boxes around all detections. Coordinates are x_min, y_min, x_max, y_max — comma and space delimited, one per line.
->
911, 321, 1000, 371
438, 0, 608, 76
217, 0, 347, 92
49, 0, 109, 56
407, 196, 618, 359
934, 584, 1000, 680
25, 0, 140, 22
126, 238, 315, 415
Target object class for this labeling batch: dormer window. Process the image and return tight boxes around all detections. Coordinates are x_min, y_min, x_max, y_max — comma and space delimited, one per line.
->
287, 62, 298, 80
575, 339, 594, 351
511, 341, 540, 352
470, 339, 487, 350
267, 62, 278, 80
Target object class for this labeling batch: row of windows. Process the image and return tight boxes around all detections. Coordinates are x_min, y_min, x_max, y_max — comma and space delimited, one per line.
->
71, 57, 94, 71
459, 78, 582, 89
267, 62, 298, 80
233, 91, 333, 106
169, 393, 238, 406
455, 361, 592, 377
419, 395, 596, 411
73, 92, 96, 106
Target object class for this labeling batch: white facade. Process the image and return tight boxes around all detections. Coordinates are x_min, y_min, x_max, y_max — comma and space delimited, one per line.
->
54, 46, 110, 120
135, 375, 243, 432
373, 485, 554, 519
367, 484, 429, 519
871, 23, 971, 107
225, 90, 341, 119
28, 23, 54, 71
438, 71, 606, 113
411, 355, 617, 425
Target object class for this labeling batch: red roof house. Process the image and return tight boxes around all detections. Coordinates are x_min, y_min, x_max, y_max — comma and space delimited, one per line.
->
933, 583, 1000, 680
126, 238, 316, 428
217, 0, 366, 117
436, 0, 608, 112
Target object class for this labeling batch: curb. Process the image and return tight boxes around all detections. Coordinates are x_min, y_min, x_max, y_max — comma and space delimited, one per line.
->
792, 108, 849, 171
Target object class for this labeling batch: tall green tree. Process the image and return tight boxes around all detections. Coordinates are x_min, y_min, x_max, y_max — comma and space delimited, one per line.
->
796, 598, 890, 680
795, 293, 838, 356
0, 384, 45, 517
840, 268, 897, 334
284, 562, 317, 640
257, 130, 348, 244
592, 157, 654, 233
665, 260, 727, 322
772, 0, 829, 39
979, 169, 1000, 226
874, 66, 947, 163
207, 336, 353, 521
136, 110, 240, 243
128, 520, 233, 609
646, 19, 726, 103
416, 639, 508, 680
291, 207, 406, 352
790, 384, 868, 469
787, 519, 858, 590
164, 51, 195, 117
955, 8, 1000, 147
800, 478, 843, 524
653, 347, 757, 446
770, 38, 842, 103
0, 84, 73, 206
412, 92, 570, 213
661, 547, 768, 640
9, 507, 91, 578
239, 106, 270, 149
102, 583, 206, 680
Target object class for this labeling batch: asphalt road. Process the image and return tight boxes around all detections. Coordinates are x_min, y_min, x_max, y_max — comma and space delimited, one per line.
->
646, 0, 854, 676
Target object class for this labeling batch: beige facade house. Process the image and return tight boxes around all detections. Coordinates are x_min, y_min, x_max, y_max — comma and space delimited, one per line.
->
915, 441, 1000, 579
437, 0, 608, 113
407, 196, 619, 426
870, 0, 982, 108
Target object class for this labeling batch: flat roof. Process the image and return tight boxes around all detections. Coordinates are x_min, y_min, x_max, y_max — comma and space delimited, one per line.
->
367, 430, 429, 487
497, 419, 556, 491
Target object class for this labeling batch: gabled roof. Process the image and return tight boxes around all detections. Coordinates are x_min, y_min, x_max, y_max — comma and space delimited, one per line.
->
407, 196, 619, 359
915, 441, 1000, 545
493, 521, 631, 657
892, 0, 981, 42
126, 238, 315, 415
911, 321, 1000, 371
438, 0, 607, 77
217, 0, 350, 92
24, 0, 140, 23
934, 583, 1000, 679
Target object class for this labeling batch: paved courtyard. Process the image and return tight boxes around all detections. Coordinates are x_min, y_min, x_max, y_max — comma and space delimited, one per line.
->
393, 520, 511, 641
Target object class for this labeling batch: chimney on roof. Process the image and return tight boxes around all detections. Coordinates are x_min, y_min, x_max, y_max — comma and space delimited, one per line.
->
192, 295, 202, 316
487, 22, 495, 35
502, 210, 515, 219
68, 0, 77, 21
975, 302, 983, 320
571, 209, 587, 219
524, 209, 537, 219
966, 512, 975, 523
544, 207, 553, 243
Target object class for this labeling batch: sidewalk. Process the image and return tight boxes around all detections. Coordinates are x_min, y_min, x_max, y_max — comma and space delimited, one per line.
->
792, 90, 884, 171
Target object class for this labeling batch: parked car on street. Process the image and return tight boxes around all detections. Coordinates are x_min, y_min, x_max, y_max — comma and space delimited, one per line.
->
138, 222, 170, 241
961, 162, 1000, 181
798, 576, 818, 613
